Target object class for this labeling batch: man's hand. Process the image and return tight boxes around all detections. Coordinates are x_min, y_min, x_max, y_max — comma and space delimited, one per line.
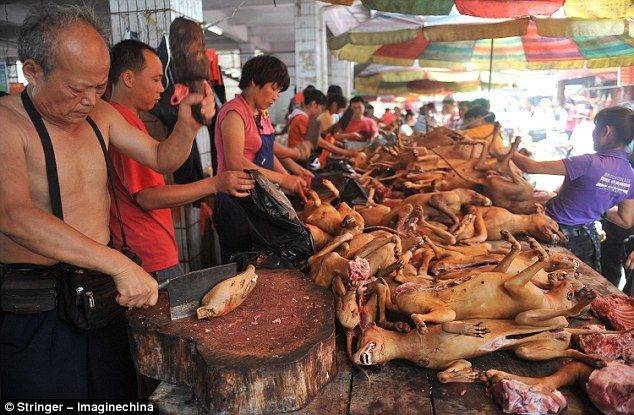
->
177, 81, 216, 130
112, 263, 159, 308
626, 251, 634, 270
281, 175, 308, 202
211, 171, 255, 197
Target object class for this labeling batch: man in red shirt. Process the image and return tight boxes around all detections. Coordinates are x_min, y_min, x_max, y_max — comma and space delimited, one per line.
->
108, 39, 253, 281
335, 96, 378, 142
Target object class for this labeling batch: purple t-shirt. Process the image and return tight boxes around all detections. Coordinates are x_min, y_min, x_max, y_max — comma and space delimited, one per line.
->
546, 149, 634, 226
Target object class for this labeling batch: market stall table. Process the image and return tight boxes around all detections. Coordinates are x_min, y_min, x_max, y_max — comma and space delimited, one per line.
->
132, 247, 620, 415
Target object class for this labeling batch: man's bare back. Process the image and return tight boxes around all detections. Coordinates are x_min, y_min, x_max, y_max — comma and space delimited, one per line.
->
0, 95, 112, 265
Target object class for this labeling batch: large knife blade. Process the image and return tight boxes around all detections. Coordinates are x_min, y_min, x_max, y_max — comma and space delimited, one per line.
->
158, 263, 237, 320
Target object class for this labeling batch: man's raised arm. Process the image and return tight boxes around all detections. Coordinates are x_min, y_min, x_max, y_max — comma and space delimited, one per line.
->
107, 82, 216, 173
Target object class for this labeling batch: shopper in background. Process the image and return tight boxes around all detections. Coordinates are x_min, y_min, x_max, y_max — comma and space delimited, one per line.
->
441, 95, 458, 128
511, 106, 634, 272
335, 96, 378, 142
399, 110, 417, 137
287, 88, 327, 149
317, 93, 346, 130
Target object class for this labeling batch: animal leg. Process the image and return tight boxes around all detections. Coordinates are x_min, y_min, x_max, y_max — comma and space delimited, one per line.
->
356, 236, 397, 259
437, 360, 482, 384
495, 137, 520, 174
442, 321, 490, 337
503, 237, 549, 292
375, 281, 410, 333
395, 204, 414, 233
309, 232, 354, 265
418, 208, 456, 245
514, 287, 597, 327
322, 179, 340, 203
461, 206, 488, 244
492, 229, 522, 272
416, 248, 436, 277
428, 195, 461, 231
411, 307, 457, 334
485, 361, 594, 390
473, 141, 490, 171
513, 339, 605, 367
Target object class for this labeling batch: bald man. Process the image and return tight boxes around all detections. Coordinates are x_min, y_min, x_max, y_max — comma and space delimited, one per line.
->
0, 5, 214, 398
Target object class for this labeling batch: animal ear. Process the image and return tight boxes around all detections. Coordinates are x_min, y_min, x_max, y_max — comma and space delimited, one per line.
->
534, 203, 545, 214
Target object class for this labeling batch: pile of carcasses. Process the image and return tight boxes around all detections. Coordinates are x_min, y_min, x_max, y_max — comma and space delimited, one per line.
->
300, 123, 634, 415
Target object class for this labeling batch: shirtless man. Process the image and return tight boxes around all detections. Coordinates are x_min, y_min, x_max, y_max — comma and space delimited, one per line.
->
0, 5, 214, 398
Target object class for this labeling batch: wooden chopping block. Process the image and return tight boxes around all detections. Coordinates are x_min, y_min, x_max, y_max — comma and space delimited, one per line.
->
127, 269, 336, 415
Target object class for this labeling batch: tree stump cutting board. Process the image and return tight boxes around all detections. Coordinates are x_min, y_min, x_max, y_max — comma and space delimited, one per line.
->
127, 269, 336, 415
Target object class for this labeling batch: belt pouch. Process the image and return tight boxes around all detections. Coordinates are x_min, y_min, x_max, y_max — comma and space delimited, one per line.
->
57, 268, 124, 330
0, 271, 58, 314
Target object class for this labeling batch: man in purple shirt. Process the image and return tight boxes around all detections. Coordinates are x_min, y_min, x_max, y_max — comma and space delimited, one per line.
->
511, 106, 634, 274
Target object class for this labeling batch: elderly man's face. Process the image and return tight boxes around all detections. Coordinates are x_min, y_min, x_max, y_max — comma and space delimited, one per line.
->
25, 24, 110, 125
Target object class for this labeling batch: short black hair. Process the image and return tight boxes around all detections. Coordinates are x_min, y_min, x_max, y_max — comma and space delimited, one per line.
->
327, 93, 347, 109
595, 106, 634, 146
442, 95, 455, 105
327, 85, 343, 96
405, 110, 415, 119
304, 89, 327, 106
464, 106, 495, 123
109, 39, 157, 85
239, 55, 290, 91
350, 96, 365, 105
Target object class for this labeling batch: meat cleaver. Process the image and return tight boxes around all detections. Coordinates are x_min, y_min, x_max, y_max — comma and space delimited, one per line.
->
157, 262, 237, 320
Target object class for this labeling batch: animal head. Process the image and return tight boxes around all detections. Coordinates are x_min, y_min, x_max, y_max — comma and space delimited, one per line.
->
457, 189, 492, 206
548, 280, 589, 309
529, 207, 566, 244
352, 323, 390, 366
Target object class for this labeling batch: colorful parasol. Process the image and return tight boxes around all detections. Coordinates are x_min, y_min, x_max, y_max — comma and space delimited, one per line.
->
333, 22, 634, 70
321, 0, 633, 18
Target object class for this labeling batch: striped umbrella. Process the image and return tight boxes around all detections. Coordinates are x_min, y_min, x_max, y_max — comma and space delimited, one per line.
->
355, 65, 509, 95
334, 22, 634, 70
322, 0, 633, 18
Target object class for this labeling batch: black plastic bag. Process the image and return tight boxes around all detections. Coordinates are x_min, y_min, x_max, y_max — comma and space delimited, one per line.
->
233, 170, 315, 269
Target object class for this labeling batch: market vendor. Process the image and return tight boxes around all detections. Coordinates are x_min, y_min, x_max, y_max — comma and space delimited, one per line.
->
215, 55, 308, 262
334, 96, 378, 142
317, 92, 347, 130
107, 39, 253, 282
511, 106, 634, 272
0, 5, 214, 399
287, 88, 327, 148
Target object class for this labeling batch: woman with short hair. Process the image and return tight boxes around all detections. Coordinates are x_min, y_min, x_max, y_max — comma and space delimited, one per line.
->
511, 106, 634, 272
214, 55, 308, 262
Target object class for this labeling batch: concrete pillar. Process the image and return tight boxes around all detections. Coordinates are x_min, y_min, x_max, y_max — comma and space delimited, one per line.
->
294, 0, 327, 92
328, 54, 353, 99
239, 43, 258, 66
108, 0, 203, 47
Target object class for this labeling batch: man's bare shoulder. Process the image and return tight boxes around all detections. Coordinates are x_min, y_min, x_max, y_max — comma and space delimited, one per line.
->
0, 95, 31, 141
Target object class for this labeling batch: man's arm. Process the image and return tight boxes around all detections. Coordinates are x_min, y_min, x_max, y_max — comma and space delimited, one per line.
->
0, 118, 157, 308
135, 171, 254, 210
221, 111, 307, 198
605, 200, 634, 229
108, 83, 215, 173
511, 152, 566, 175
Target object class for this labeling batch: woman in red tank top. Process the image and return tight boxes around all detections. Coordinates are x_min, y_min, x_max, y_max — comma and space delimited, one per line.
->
214, 55, 309, 262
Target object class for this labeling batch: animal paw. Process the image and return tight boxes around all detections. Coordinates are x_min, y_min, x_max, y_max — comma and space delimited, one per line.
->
484, 369, 515, 385
527, 237, 548, 261
443, 321, 491, 338
438, 365, 482, 384
394, 322, 411, 333
584, 354, 607, 368
412, 315, 428, 335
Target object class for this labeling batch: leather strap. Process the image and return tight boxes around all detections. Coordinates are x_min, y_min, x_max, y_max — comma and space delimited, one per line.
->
21, 89, 63, 220
20, 89, 132, 252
